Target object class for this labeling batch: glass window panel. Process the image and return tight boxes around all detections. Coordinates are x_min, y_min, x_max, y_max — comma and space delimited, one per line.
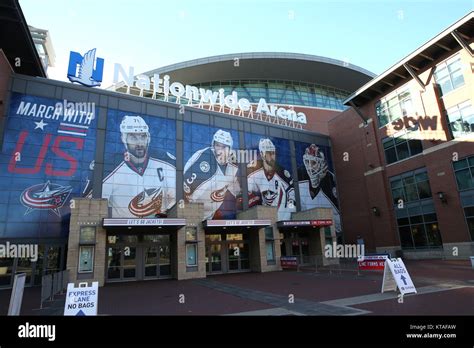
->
425, 223, 442, 246
415, 172, 428, 182
469, 156, 474, 167
409, 140, 423, 156
411, 224, 428, 247
186, 244, 197, 266
438, 77, 453, 95
399, 226, 414, 248
396, 142, 409, 161
417, 181, 432, 199
464, 206, 474, 217
78, 246, 94, 273
455, 169, 473, 190
451, 70, 465, 89
266, 241, 275, 261
385, 147, 398, 164
80, 226, 96, 244
405, 184, 419, 201
466, 217, 474, 241
409, 215, 423, 224
392, 188, 405, 204
397, 217, 410, 226
453, 158, 468, 170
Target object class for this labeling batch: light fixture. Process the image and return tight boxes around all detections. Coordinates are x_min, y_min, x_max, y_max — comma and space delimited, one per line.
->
437, 191, 447, 204
372, 207, 380, 216
127, 226, 132, 230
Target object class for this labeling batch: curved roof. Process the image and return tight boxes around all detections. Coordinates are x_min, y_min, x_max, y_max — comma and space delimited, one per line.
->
143, 52, 375, 92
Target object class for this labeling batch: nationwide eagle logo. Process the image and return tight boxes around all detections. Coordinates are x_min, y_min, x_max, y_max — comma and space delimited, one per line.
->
20, 181, 72, 216
128, 187, 163, 217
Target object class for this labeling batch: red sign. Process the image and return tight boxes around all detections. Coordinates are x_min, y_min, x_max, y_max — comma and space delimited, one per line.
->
281, 256, 298, 269
358, 254, 389, 270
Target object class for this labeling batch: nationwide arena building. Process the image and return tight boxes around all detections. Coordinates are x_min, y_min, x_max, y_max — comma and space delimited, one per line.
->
0, 0, 472, 288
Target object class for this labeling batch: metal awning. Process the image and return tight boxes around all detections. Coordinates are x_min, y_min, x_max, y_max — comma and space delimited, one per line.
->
277, 219, 332, 229
103, 218, 186, 230
344, 12, 474, 108
203, 219, 271, 229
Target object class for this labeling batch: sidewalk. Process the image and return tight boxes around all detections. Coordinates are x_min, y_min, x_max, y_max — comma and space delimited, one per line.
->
0, 259, 472, 316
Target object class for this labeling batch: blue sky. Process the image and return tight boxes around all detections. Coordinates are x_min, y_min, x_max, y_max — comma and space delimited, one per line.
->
20, 0, 473, 87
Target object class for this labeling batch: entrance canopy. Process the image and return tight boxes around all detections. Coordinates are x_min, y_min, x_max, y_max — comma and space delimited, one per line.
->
277, 219, 332, 230
103, 218, 186, 231
203, 219, 271, 231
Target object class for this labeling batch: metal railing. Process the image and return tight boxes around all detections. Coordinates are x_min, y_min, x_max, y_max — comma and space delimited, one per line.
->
285, 255, 361, 276
40, 270, 69, 309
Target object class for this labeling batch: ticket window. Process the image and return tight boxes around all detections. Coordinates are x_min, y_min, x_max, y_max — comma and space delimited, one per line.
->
78, 226, 96, 274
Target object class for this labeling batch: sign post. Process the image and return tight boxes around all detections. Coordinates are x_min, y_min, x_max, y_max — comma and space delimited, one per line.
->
381, 258, 417, 296
64, 282, 99, 316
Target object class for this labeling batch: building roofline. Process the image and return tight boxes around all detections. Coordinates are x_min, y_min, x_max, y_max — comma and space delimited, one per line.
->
142, 52, 376, 79
344, 11, 474, 107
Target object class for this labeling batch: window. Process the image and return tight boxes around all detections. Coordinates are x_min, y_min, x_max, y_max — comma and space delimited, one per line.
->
396, 213, 442, 249
78, 226, 96, 273
383, 130, 423, 164
390, 169, 432, 205
80, 226, 96, 244
265, 227, 275, 263
376, 88, 414, 127
453, 155, 474, 191
446, 101, 474, 139
78, 246, 94, 273
186, 244, 197, 266
434, 55, 465, 96
185, 226, 197, 241
185, 226, 198, 267
464, 206, 474, 241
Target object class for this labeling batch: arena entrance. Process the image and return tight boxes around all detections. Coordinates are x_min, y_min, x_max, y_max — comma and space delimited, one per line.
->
103, 218, 185, 282
203, 220, 271, 275
277, 220, 333, 265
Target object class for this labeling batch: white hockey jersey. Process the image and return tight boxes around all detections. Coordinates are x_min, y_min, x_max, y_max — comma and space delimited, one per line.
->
183, 147, 241, 220
102, 156, 176, 218
247, 166, 296, 220
299, 180, 341, 233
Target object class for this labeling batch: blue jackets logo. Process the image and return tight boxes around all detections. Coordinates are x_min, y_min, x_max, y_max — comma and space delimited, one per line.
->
67, 49, 104, 87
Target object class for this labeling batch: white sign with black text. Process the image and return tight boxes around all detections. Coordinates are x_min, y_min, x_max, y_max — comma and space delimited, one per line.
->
64, 282, 99, 316
381, 258, 417, 295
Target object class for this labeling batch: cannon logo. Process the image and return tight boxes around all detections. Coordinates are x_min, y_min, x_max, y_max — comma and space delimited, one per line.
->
20, 181, 72, 216
128, 188, 163, 217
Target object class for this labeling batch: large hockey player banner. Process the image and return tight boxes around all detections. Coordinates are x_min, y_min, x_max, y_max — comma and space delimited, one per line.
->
0, 93, 97, 238
102, 110, 176, 218
183, 122, 243, 220
245, 133, 296, 221
295, 141, 341, 234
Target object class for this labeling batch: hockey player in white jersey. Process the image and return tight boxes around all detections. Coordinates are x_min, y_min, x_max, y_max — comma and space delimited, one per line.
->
183, 129, 241, 220
102, 115, 176, 218
247, 138, 296, 220
298, 144, 341, 234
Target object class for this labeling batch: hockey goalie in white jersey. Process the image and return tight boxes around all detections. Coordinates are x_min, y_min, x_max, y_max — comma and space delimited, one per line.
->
102, 115, 176, 218
298, 143, 341, 234
247, 138, 296, 220
183, 129, 242, 220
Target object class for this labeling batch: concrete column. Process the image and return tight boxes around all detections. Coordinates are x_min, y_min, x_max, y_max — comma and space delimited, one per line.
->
170, 202, 206, 280
67, 198, 109, 286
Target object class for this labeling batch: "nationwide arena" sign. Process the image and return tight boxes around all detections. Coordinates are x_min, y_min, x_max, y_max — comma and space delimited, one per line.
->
66, 49, 308, 129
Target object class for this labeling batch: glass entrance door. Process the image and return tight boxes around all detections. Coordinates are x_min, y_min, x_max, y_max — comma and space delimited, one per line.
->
205, 233, 250, 274
227, 242, 250, 271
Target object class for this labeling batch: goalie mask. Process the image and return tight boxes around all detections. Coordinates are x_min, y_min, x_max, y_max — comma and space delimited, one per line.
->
303, 144, 328, 189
